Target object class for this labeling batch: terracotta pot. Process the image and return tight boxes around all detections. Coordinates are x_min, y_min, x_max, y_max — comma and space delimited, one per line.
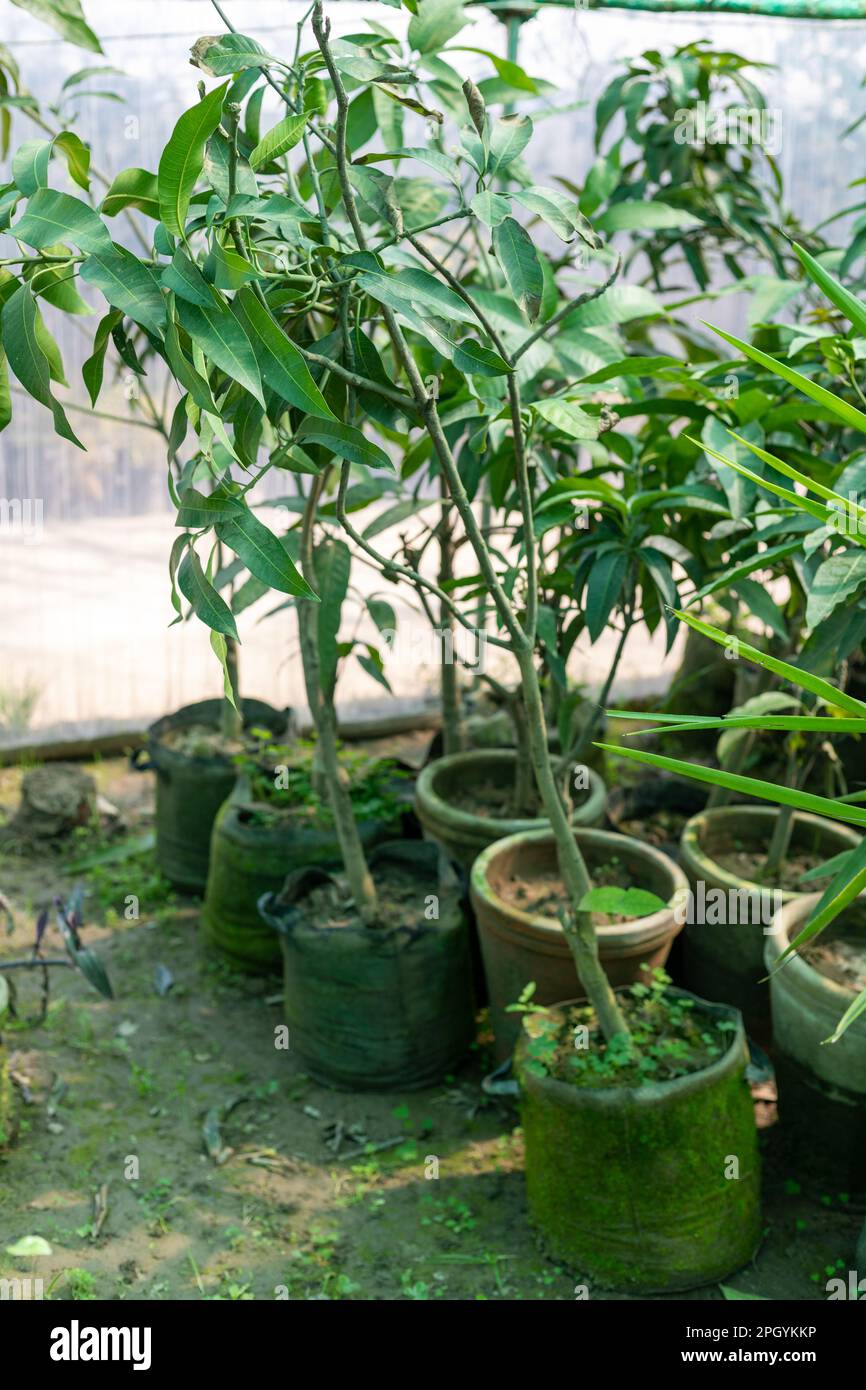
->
415, 748, 606, 872
679, 806, 861, 1042
516, 991, 761, 1292
766, 894, 866, 1190
470, 826, 688, 1061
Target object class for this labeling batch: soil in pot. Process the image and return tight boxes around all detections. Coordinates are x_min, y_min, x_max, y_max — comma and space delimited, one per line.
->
516, 977, 761, 1292
679, 806, 861, 1044
202, 746, 409, 974
606, 776, 710, 857
141, 698, 291, 892
767, 895, 866, 1192
471, 826, 688, 1061
259, 841, 475, 1091
415, 748, 605, 873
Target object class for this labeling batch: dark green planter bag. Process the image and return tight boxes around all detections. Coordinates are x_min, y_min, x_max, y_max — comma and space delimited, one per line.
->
258, 841, 475, 1090
202, 799, 400, 973
132, 698, 290, 892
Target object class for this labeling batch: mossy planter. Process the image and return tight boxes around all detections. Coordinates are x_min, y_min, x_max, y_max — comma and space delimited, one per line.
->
679, 806, 861, 1041
415, 748, 606, 872
136, 697, 290, 893
516, 992, 761, 1292
201, 800, 400, 974
471, 827, 688, 1062
258, 842, 475, 1090
766, 895, 866, 1190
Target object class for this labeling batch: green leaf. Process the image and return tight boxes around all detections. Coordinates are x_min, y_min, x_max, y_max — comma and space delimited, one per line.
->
174, 486, 243, 528
231, 287, 334, 420
708, 323, 866, 436
210, 630, 239, 713
11, 0, 102, 53
596, 200, 701, 234
82, 307, 121, 406
178, 545, 239, 639
452, 338, 510, 377
578, 886, 667, 917
157, 81, 228, 238
12, 140, 51, 196
12, 187, 111, 254
296, 418, 394, 472
408, 0, 466, 53
175, 295, 264, 406
345, 252, 476, 326
512, 185, 597, 245
687, 539, 802, 606
249, 113, 307, 171
532, 398, 598, 440
315, 538, 351, 693
596, 741, 866, 831
191, 33, 275, 77
585, 548, 627, 642
775, 835, 866, 975
80, 245, 166, 336
791, 240, 866, 339
1, 283, 83, 447
162, 248, 218, 309
216, 509, 315, 599
672, 609, 866, 718
53, 130, 91, 191
101, 166, 159, 219
702, 416, 764, 518
488, 114, 532, 176
806, 552, 866, 629
470, 190, 510, 228
492, 217, 542, 322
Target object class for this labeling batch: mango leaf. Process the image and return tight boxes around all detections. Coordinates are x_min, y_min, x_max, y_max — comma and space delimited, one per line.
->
81, 307, 121, 406
53, 130, 90, 191
162, 248, 218, 309
11, 0, 101, 53
178, 546, 238, 639
315, 538, 351, 693
101, 167, 159, 219
231, 287, 334, 419
191, 33, 276, 76
512, 185, 597, 245
12, 187, 111, 254
532, 398, 598, 440
175, 487, 243, 528
470, 190, 510, 227
210, 630, 239, 712
1, 283, 83, 447
493, 217, 542, 322
487, 114, 532, 176
408, 0, 466, 53
585, 548, 627, 642
216, 509, 315, 598
12, 139, 51, 196
249, 114, 307, 171
157, 81, 228, 237
344, 252, 476, 326
80, 245, 166, 336
295, 418, 394, 471
806, 552, 866, 629
176, 296, 264, 405
578, 886, 667, 917
596, 200, 701, 233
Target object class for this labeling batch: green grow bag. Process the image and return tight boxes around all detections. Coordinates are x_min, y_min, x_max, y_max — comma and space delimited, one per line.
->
133, 698, 290, 893
516, 991, 761, 1292
259, 841, 476, 1090
201, 799, 402, 973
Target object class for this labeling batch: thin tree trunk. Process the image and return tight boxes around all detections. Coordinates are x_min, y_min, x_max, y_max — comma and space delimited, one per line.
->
299, 479, 379, 925
438, 473, 464, 756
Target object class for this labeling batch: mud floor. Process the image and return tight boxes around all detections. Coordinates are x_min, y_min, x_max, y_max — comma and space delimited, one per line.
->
0, 758, 862, 1302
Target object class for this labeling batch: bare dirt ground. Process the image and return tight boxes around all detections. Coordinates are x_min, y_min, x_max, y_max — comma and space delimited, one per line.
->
0, 757, 862, 1302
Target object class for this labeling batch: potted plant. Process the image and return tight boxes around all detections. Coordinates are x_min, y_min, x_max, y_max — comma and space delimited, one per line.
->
601, 242, 866, 1183
0, 0, 762, 1282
